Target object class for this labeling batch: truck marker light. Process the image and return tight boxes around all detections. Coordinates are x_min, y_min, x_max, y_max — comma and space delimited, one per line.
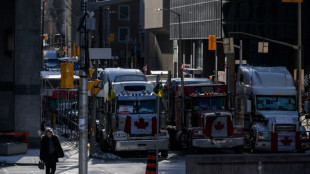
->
259, 135, 265, 139
114, 129, 118, 132
301, 136, 307, 140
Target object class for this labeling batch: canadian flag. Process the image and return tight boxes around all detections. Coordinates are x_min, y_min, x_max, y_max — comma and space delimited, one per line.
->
205, 117, 233, 137
271, 132, 297, 152
124, 115, 157, 135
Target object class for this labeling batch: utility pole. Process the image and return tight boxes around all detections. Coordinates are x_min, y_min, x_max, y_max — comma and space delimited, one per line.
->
239, 40, 243, 66
41, 0, 46, 70
79, 0, 88, 173
297, 2, 302, 113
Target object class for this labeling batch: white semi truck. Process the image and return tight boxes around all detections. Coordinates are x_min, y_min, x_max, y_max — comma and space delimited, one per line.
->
98, 68, 169, 156
235, 66, 310, 152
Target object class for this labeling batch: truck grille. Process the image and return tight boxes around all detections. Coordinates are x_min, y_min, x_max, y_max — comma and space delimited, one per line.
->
274, 124, 296, 132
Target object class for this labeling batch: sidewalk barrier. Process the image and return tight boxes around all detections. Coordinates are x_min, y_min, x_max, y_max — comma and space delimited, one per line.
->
145, 151, 157, 174
186, 153, 310, 174
0, 132, 30, 148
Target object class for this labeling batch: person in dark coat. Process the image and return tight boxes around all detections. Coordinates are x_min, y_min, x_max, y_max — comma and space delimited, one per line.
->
40, 129, 63, 174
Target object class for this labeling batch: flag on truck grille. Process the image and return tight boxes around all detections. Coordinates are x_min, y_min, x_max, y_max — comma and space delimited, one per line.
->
205, 116, 233, 137
271, 132, 299, 152
124, 116, 157, 135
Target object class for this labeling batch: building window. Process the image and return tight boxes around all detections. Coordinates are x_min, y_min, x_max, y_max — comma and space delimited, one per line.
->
118, 5, 130, 20
119, 27, 129, 42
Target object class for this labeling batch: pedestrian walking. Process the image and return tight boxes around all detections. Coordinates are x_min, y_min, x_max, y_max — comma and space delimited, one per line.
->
40, 128, 64, 174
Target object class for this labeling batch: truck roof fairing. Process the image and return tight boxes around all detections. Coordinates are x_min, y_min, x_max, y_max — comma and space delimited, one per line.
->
237, 66, 296, 95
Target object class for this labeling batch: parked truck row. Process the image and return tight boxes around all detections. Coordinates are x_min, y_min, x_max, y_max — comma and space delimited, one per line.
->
94, 66, 310, 155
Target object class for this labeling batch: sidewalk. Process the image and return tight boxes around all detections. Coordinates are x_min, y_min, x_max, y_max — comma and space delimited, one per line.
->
0, 129, 119, 167
0, 135, 80, 166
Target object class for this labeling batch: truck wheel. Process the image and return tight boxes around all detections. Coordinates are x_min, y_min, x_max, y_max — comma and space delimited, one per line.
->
161, 150, 168, 158
168, 128, 181, 150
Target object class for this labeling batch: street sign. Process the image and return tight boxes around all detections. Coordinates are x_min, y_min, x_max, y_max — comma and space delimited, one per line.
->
282, 0, 303, 2
208, 35, 216, 50
223, 37, 234, 54
258, 42, 269, 53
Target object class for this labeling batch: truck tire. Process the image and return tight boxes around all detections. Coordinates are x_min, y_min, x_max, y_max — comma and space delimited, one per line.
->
168, 128, 182, 150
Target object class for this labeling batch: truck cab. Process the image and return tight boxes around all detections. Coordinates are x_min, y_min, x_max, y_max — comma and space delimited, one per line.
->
236, 66, 310, 152
99, 70, 169, 156
165, 78, 244, 153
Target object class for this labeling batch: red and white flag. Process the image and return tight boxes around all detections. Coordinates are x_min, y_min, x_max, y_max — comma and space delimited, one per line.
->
124, 115, 157, 135
205, 116, 233, 137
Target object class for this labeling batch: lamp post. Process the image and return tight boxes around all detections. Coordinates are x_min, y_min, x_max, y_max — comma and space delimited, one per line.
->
156, 6, 184, 152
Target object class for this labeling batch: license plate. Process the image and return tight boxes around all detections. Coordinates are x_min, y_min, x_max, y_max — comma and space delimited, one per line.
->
138, 144, 147, 150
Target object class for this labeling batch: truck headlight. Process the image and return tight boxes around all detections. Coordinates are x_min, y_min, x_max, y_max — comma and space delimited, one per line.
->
258, 132, 270, 139
158, 130, 169, 139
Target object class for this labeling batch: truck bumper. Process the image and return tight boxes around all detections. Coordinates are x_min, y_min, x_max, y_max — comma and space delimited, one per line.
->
115, 139, 169, 152
192, 137, 244, 149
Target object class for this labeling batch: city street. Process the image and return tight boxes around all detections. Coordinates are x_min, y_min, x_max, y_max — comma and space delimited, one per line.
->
1, 0, 310, 173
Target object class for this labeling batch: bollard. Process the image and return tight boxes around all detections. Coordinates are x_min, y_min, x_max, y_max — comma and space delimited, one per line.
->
146, 151, 157, 174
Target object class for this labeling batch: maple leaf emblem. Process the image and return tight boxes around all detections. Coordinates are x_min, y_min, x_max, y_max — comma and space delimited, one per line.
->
214, 121, 225, 130
134, 117, 149, 129
281, 136, 293, 146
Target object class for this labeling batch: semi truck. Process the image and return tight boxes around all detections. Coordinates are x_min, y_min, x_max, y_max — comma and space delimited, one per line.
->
98, 68, 169, 156
235, 66, 310, 152
164, 78, 244, 153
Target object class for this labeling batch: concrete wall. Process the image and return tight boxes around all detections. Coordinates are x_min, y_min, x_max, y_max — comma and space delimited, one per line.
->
15, 0, 42, 148
144, 0, 163, 29
0, 0, 16, 131
0, 0, 41, 148
187, 154, 310, 174
144, 0, 173, 73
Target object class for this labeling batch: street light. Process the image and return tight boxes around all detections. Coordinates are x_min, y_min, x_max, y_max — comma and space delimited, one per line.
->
155, 8, 184, 164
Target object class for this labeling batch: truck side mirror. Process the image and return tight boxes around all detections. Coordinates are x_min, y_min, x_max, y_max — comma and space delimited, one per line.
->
304, 101, 309, 114
246, 100, 252, 113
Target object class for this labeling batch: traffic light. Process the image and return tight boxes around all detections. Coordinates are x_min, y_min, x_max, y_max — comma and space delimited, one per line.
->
208, 35, 216, 50
87, 68, 95, 78
88, 79, 101, 96
60, 62, 74, 89
109, 33, 115, 43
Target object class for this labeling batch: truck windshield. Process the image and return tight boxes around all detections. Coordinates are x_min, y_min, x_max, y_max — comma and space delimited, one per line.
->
117, 101, 136, 114
193, 97, 226, 110
138, 100, 156, 113
117, 100, 155, 114
256, 96, 296, 111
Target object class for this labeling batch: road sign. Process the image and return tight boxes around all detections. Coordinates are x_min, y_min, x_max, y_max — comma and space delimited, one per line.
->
258, 42, 269, 53
208, 35, 216, 50
223, 37, 234, 54
282, 0, 303, 2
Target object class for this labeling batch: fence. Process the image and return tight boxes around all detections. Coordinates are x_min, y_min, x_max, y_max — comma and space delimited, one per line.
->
43, 89, 79, 147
